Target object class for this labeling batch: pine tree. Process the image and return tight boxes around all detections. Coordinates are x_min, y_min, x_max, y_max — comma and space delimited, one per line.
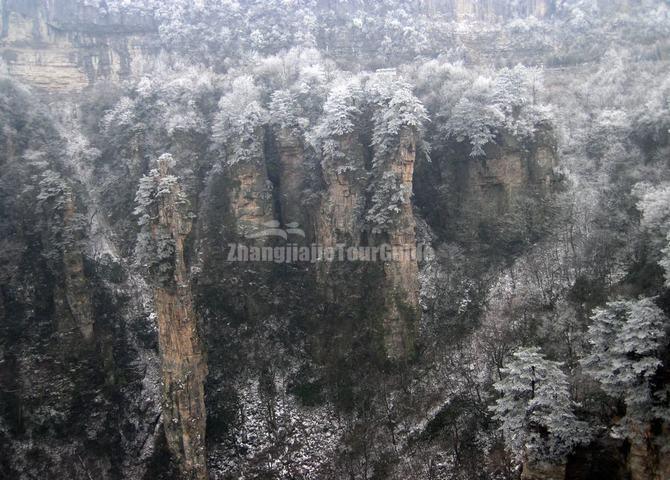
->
636, 183, 670, 284
491, 347, 590, 463
580, 298, 669, 440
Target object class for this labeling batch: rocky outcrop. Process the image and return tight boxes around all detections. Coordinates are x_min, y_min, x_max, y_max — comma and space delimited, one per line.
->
521, 459, 566, 480
416, 129, 558, 250
149, 156, 208, 480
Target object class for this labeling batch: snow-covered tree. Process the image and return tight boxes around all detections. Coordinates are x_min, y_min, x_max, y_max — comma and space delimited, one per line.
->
636, 183, 670, 286
580, 298, 669, 440
444, 76, 504, 157
268, 89, 308, 134
310, 77, 364, 160
491, 347, 590, 463
661, 240, 670, 287
213, 75, 267, 165
368, 76, 428, 163
438, 64, 551, 157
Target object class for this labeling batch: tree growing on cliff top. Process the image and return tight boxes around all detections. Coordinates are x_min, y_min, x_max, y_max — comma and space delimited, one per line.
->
441, 65, 551, 157
368, 76, 428, 164
580, 298, 669, 441
213, 75, 267, 165
490, 347, 590, 463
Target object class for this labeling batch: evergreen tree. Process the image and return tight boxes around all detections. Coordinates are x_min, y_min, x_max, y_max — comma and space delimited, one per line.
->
491, 347, 590, 463
581, 298, 669, 440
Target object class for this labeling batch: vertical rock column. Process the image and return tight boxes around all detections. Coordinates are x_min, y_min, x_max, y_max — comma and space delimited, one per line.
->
377, 128, 420, 359
317, 134, 368, 251
228, 128, 275, 238
150, 157, 208, 480
276, 127, 306, 228
61, 188, 95, 342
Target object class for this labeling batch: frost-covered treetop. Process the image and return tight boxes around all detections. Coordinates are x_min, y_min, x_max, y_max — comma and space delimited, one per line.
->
318, 77, 364, 139
309, 74, 428, 162
101, 61, 216, 138
133, 153, 188, 227
268, 90, 308, 134
408, 61, 552, 157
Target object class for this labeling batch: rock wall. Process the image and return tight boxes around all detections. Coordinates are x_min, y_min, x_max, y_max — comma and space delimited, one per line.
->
276, 127, 307, 229
522, 460, 567, 480
415, 129, 558, 251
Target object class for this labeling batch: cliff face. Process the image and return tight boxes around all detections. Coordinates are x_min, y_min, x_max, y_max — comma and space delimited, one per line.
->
0, 0, 156, 91
60, 187, 95, 342
415, 129, 558, 253
276, 128, 308, 229
314, 125, 421, 358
